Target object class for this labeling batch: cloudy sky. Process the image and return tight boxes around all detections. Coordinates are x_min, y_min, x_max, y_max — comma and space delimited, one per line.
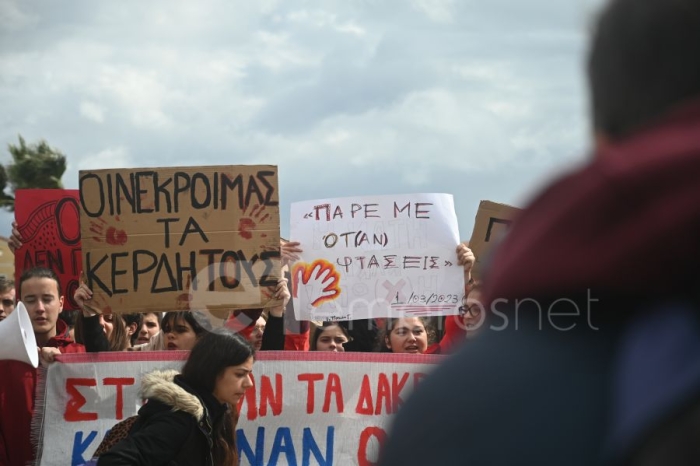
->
0, 0, 605, 239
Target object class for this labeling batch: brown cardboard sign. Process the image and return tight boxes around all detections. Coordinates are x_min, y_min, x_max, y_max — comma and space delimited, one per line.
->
468, 200, 520, 279
79, 165, 281, 314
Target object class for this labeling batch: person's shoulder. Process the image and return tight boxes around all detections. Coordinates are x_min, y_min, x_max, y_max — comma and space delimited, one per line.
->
0, 360, 35, 379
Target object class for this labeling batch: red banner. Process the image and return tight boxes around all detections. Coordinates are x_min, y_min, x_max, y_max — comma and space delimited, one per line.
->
15, 189, 81, 310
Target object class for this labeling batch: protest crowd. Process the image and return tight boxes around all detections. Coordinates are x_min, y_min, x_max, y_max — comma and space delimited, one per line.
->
3, 0, 700, 464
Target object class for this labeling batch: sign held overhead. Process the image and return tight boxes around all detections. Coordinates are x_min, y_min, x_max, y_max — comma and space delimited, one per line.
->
79, 165, 281, 314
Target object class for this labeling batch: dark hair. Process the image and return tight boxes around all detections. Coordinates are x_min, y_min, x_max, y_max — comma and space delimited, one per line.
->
0, 277, 14, 294
161, 311, 212, 336
122, 313, 142, 328
588, 0, 700, 138
58, 309, 78, 328
19, 267, 61, 298
181, 329, 255, 466
122, 313, 142, 346
378, 317, 436, 353
310, 322, 352, 351
142, 311, 163, 327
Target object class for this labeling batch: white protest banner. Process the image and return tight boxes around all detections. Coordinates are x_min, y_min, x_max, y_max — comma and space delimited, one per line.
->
35, 351, 441, 466
290, 193, 463, 321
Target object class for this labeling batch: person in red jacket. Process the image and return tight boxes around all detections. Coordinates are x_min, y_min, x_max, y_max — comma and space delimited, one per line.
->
0, 267, 85, 466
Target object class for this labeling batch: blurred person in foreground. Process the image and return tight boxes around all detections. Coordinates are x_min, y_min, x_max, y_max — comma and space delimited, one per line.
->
380, 0, 700, 465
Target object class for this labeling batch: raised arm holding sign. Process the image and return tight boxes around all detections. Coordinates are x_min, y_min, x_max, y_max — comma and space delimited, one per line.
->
290, 193, 464, 322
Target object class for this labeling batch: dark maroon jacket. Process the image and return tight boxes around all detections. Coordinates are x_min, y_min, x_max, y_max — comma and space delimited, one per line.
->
484, 99, 700, 303
0, 319, 84, 466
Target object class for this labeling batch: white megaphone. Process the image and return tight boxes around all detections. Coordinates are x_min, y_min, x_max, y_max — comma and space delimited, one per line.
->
0, 301, 39, 368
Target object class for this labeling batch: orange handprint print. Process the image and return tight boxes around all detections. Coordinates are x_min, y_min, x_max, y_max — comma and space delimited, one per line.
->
292, 260, 341, 309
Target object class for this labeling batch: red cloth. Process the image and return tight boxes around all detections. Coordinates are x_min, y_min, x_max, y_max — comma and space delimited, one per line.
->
284, 332, 310, 351
484, 99, 700, 303
0, 319, 84, 466
426, 315, 467, 354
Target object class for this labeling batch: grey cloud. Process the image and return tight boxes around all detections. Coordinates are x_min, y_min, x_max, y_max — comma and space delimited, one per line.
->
0, 0, 595, 240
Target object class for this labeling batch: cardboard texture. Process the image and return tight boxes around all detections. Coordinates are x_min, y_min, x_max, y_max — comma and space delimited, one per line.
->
15, 189, 82, 310
78, 166, 281, 314
468, 200, 520, 279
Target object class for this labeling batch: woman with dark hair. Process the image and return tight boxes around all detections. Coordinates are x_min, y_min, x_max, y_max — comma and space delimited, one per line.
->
74, 311, 136, 352
310, 322, 352, 352
97, 329, 255, 466
73, 282, 140, 352
379, 317, 436, 354
161, 310, 213, 351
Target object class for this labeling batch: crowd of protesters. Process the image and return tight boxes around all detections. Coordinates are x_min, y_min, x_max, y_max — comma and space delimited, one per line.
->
0, 218, 479, 466
5, 0, 700, 464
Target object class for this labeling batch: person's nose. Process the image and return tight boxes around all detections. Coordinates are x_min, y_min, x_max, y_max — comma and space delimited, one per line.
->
139, 325, 148, 336
243, 374, 253, 389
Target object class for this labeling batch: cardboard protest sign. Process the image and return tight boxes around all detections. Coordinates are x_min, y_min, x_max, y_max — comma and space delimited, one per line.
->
35, 351, 441, 466
468, 200, 520, 279
15, 189, 81, 310
78, 166, 281, 314
290, 193, 463, 321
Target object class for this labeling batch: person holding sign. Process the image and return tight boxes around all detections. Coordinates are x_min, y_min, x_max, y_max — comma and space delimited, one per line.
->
286, 241, 477, 353
73, 275, 212, 353
224, 276, 291, 351
74, 310, 137, 352
96, 329, 254, 466
72, 280, 145, 352
378, 244, 479, 354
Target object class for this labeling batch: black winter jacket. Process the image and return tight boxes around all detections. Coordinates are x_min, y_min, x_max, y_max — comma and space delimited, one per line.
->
97, 370, 227, 466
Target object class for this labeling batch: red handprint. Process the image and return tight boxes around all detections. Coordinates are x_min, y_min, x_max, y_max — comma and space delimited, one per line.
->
292, 260, 341, 310
175, 274, 193, 310
238, 204, 271, 240
90, 218, 128, 246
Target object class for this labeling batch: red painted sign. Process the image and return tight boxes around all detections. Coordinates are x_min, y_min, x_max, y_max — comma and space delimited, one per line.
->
15, 189, 81, 310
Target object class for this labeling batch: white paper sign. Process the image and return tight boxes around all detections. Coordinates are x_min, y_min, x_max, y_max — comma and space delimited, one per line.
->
290, 193, 463, 321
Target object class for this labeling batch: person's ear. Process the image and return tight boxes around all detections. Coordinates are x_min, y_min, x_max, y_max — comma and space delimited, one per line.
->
385, 336, 391, 349
58, 295, 64, 313
127, 323, 138, 337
